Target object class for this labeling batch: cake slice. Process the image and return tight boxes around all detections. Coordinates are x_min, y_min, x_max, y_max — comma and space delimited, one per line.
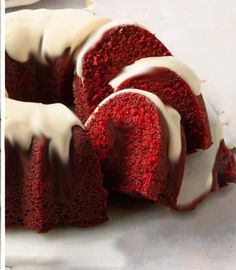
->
86, 89, 235, 210
110, 56, 212, 153
74, 21, 171, 121
86, 89, 186, 207
5, 98, 107, 232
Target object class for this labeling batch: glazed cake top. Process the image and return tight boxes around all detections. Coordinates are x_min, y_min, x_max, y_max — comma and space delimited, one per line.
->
6, 9, 110, 62
5, 98, 84, 163
86, 88, 182, 162
109, 56, 201, 95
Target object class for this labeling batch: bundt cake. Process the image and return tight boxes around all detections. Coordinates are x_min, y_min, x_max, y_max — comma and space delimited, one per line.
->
5, 9, 236, 232
86, 89, 187, 207
110, 56, 212, 153
5, 98, 107, 232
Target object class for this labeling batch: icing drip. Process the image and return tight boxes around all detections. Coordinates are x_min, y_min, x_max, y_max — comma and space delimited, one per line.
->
86, 89, 181, 162
5, 98, 84, 163
177, 101, 223, 207
109, 56, 201, 95
6, 9, 110, 62
76, 20, 145, 77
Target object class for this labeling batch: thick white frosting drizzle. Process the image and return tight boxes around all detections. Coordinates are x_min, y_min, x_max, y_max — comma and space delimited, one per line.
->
177, 100, 223, 207
76, 20, 145, 77
6, 9, 110, 62
86, 89, 181, 162
5, 98, 84, 163
109, 56, 201, 95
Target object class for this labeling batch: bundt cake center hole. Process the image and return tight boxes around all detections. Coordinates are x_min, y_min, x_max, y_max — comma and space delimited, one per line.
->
6, 48, 76, 110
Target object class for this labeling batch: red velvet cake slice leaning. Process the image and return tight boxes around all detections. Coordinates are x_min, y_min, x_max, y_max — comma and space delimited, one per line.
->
6, 9, 110, 107
74, 21, 171, 121
5, 98, 107, 232
175, 101, 236, 211
86, 89, 186, 207
110, 56, 212, 153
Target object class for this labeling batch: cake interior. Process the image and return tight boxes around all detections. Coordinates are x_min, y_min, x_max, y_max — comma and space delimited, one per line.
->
87, 92, 186, 205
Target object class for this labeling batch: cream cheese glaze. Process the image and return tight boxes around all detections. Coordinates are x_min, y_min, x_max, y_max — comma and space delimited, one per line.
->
177, 101, 223, 207
6, 9, 110, 62
76, 20, 145, 77
5, 98, 84, 163
85, 89, 181, 162
109, 56, 201, 95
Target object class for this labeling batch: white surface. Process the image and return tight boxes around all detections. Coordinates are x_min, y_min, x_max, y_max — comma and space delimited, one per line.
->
6, 0, 236, 269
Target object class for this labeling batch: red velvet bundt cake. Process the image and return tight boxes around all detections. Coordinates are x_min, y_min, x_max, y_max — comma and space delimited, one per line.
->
110, 56, 212, 153
5, 8, 236, 230
5, 98, 107, 232
86, 89, 186, 207
74, 20, 171, 121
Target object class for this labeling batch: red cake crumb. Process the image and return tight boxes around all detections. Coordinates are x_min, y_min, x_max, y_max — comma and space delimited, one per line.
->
86, 92, 186, 207
115, 67, 212, 153
5, 127, 108, 232
74, 25, 171, 122
213, 140, 236, 190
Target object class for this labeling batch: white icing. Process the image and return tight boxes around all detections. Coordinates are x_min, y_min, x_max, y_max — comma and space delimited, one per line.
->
5, 98, 84, 163
6, 9, 110, 62
76, 20, 145, 77
177, 100, 223, 207
85, 89, 181, 162
109, 56, 201, 95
